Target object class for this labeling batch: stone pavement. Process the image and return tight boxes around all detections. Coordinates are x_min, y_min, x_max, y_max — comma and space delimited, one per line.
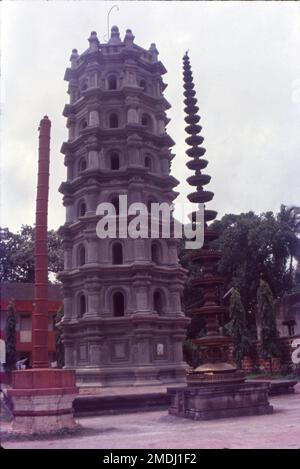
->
2, 384, 300, 449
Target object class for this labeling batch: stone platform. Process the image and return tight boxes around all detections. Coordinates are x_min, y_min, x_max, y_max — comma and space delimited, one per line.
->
247, 379, 298, 396
167, 381, 273, 420
72, 379, 297, 416
74, 384, 174, 416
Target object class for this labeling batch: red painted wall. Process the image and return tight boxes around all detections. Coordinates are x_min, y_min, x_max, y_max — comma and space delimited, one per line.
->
0, 299, 62, 356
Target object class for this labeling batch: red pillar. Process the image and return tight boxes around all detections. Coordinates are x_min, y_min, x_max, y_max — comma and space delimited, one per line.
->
32, 116, 51, 368
7, 116, 78, 435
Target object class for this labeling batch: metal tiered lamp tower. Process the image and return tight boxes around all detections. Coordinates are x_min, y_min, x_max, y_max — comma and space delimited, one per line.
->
167, 53, 273, 420
183, 52, 244, 386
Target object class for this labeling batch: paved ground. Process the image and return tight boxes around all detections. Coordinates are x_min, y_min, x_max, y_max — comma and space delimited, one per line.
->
2, 384, 300, 449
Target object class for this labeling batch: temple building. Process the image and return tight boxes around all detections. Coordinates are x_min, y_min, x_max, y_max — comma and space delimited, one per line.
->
0, 282, 61, 367
58, 26, 189, 386
275, 292, 300, 338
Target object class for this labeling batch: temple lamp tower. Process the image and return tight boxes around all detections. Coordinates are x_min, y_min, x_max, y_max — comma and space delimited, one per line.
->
7, 117, 78, 435
168, 53, 273, 420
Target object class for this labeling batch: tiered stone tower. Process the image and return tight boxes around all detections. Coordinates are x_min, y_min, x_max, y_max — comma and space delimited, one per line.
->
58, 27, 189, 387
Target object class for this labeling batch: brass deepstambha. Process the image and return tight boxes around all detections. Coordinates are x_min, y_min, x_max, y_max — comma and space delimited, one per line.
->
183, 53, 244, 385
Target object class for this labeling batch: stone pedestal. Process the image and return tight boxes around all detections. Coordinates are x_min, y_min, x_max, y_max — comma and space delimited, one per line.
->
6, 369, 78, 435
167, 382, 273, 421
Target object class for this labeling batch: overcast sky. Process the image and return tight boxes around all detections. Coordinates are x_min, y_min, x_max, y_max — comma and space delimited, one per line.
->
1, 0, 300, 233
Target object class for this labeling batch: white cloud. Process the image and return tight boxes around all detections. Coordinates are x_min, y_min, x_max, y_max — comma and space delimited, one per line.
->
1, 0, 300, 232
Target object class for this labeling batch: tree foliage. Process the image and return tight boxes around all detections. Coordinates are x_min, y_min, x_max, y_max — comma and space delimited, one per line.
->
277, 205, 300, 288
227, 288, 252, 364
179, 207, 300, 343
212, 209, 300, 315
0, 225, 63, 283
257, 279, 280, 359
5, 301, 17, 371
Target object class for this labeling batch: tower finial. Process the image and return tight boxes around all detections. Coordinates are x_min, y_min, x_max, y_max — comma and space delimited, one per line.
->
70, 49, 79, 69
124, 28, 134, 47
88, 30, 100, 51
109, 25, 121, 45
149, 43, 159, 62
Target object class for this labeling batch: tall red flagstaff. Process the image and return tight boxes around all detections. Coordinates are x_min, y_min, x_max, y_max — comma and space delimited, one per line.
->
32, 115, 51, 368
7, 117, 78, 435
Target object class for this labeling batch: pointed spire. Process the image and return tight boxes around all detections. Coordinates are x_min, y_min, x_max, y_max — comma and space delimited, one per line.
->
88, 31, 100, 51
70, 49, 79, 69
183, 53, 215, 219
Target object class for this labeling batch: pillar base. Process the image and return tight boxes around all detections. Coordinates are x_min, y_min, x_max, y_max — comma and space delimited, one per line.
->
167, 382, 273, 421
6, 369, 78, 435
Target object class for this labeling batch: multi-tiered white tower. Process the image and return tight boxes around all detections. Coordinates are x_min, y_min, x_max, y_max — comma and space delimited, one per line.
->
58, 26, 189, 386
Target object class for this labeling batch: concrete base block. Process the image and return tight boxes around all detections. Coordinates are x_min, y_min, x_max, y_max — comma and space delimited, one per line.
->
6, 369, 78, 435
167, 382, 273, 421
75, 363, 188, 388
9, 396, 78, 434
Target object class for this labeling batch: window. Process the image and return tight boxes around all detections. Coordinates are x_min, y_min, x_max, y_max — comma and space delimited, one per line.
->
20, 314, 32, 343
151, 243, 160, 264
112, 242, 123, 265
78, 244, 86, 266
81, 80, 88, 91
289, 324, 295, 336
145, 156, 152, 171
109, 113, 119, 128
78, 158, 87, 172
108, 75, 117, 90
78, 201, 87, 217
110, 153, 120, 170
140, 79, 147, 92
79, 119, 88, 130
79, 294, 86, 317
113, 292, 125, 317
154, 290, 163, 314
283, 320, 296, 337
20, 314, 31, 331
141, 113, 152, 131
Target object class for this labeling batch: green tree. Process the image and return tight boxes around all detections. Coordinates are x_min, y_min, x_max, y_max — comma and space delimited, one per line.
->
54, 306, 65, 368
277, 205, 300, 288
5, 301, 17, 371
211, 210, 299, 323
0, 225, 63, 283
257, 279, 280, 360
227, 288, 252, 365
